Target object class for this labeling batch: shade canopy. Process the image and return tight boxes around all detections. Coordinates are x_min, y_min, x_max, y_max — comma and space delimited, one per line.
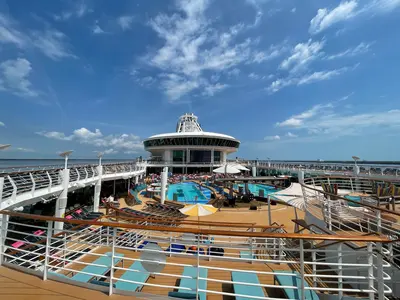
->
232, 164, 250, 171
179, 204, 218, 217
213, 164, 241, 174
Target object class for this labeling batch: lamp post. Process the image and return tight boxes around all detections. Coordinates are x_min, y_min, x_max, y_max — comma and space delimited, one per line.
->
352, 156, 360, 177
97, 152, 103, 166
59, 150, 73, 169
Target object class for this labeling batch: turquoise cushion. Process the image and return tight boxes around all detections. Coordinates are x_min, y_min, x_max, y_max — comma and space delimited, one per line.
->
114, 261, 150, 292
178, 267, 208, 300
232, 271, 264, 300
168, 291, 197, 299
274, 271, 319, 299
71, 252, 124, 283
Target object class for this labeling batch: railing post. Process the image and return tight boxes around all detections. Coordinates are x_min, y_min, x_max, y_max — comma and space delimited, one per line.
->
106, 226, 109, 246
109, 227, 117, 296
338, 243, 343, 299
196, 234, 200, 300
300, 239, 305, 300
43, 221, 53, 280
29, 172, 36, 196
367, 242, 374, 300
311, 241, 317, 287
0, 214, 8, 266
0, 177, 4, 204
376, 210, 382, 234
267, 195, 272, 225
46, 171, 52, 193
376, 242, 385, 300
7, 175, 17, 202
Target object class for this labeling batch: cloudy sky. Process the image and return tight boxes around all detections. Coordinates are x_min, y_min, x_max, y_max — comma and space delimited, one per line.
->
0, 0, 400, 160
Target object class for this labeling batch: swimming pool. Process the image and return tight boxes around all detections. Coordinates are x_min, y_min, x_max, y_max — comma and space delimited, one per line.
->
344, 195, 361, 207
167, 182, 211, 204
233, 183, 278, 197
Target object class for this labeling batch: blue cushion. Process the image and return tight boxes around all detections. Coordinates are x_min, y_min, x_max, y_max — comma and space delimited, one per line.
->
178, 267, 207, 300
274, 271, 319, 299
91, 279, 116, 288
232, 271, 264, 300
240, 251, 255, 259
168, 291, 197, 299
114, 261, 150, 292
71, 252, 123, 283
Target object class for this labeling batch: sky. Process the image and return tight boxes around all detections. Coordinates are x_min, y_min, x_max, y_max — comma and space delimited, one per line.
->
0, 0, 400, 161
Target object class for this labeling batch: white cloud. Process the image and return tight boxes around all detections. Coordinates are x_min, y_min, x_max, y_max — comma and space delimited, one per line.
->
291, 7, 297, 13
309, 1, 359, 35
92, 21, 105, 34
117, 16, 135, 30
32, 29, 76, 61
54, 2, 92, 21
280, 39, 325, 74
16, 147, 34, 152
0, 121, 4, 126
274, 102, 400, 138
0, 58, 38, 97
251, 41, 289, 63
264, 135, 280, 141
286, 132, 298, 138
267, 66, 353, 93
103, 148, 117, 155
0, 13, 27, 48
36, 128, 143, 153
276, 103, 333, 128
144, 0, 268, 101
326, 42, 373, 60
309, 0, 400, 35
248, 73, 260, 80
202, 83, 228, 96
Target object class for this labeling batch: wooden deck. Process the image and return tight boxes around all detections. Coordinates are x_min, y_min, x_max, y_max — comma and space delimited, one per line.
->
57, 244, 294, 299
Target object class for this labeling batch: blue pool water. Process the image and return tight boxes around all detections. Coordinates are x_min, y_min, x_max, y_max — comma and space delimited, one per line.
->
344, 195, 361, 207
233, 183, 278, 197
167, 182, 211, 204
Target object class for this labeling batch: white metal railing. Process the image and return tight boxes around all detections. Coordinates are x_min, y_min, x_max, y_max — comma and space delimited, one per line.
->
0, 162, 146, 208
0, 213, 395, 300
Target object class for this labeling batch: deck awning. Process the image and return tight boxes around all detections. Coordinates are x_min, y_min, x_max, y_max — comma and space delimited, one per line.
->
271, 183, 306, 210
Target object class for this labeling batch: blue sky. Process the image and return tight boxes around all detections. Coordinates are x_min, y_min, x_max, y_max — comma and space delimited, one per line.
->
0, 0, 400, 160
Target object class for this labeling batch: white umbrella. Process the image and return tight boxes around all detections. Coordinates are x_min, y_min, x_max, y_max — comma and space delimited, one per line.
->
213, 164, 241, 174
233, 164, 250, 171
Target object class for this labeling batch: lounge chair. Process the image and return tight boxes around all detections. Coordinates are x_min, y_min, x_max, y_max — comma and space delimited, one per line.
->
273, 270, 319, 299
166, 243, 186, 253
240, 251, 255, 260
231, 271, 264, 300
168, 266, 208, 300
70, 252, 124, 283
114, 261, 150, 292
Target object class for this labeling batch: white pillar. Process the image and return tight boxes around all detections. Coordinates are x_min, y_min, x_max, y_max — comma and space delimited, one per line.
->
221, 152, 227, 164
252, 166, 257, 177
298, 171, 304, 184
93, 165, 102, 212
55, 168, 70, 231
160, 167, 168, 204
353, 165, 360, 176
135, 176, 139, 184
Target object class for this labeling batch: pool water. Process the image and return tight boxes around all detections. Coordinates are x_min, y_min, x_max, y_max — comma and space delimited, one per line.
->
167, 182, 211, 204
344, 195, 361, 207
233, 183, 278, 197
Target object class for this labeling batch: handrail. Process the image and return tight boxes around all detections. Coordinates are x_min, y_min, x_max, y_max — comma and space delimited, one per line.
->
108, 212, 282, 229
304, 175, 400, 183
0, 210, 392, 242
301, 182, 400, 217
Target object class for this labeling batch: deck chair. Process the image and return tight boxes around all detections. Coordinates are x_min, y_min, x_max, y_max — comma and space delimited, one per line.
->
70, 252, 124, 283
231, 271, 265, 300
114, 261, 150, 292
168, 266, 208, 300
273, 270, 319, 299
